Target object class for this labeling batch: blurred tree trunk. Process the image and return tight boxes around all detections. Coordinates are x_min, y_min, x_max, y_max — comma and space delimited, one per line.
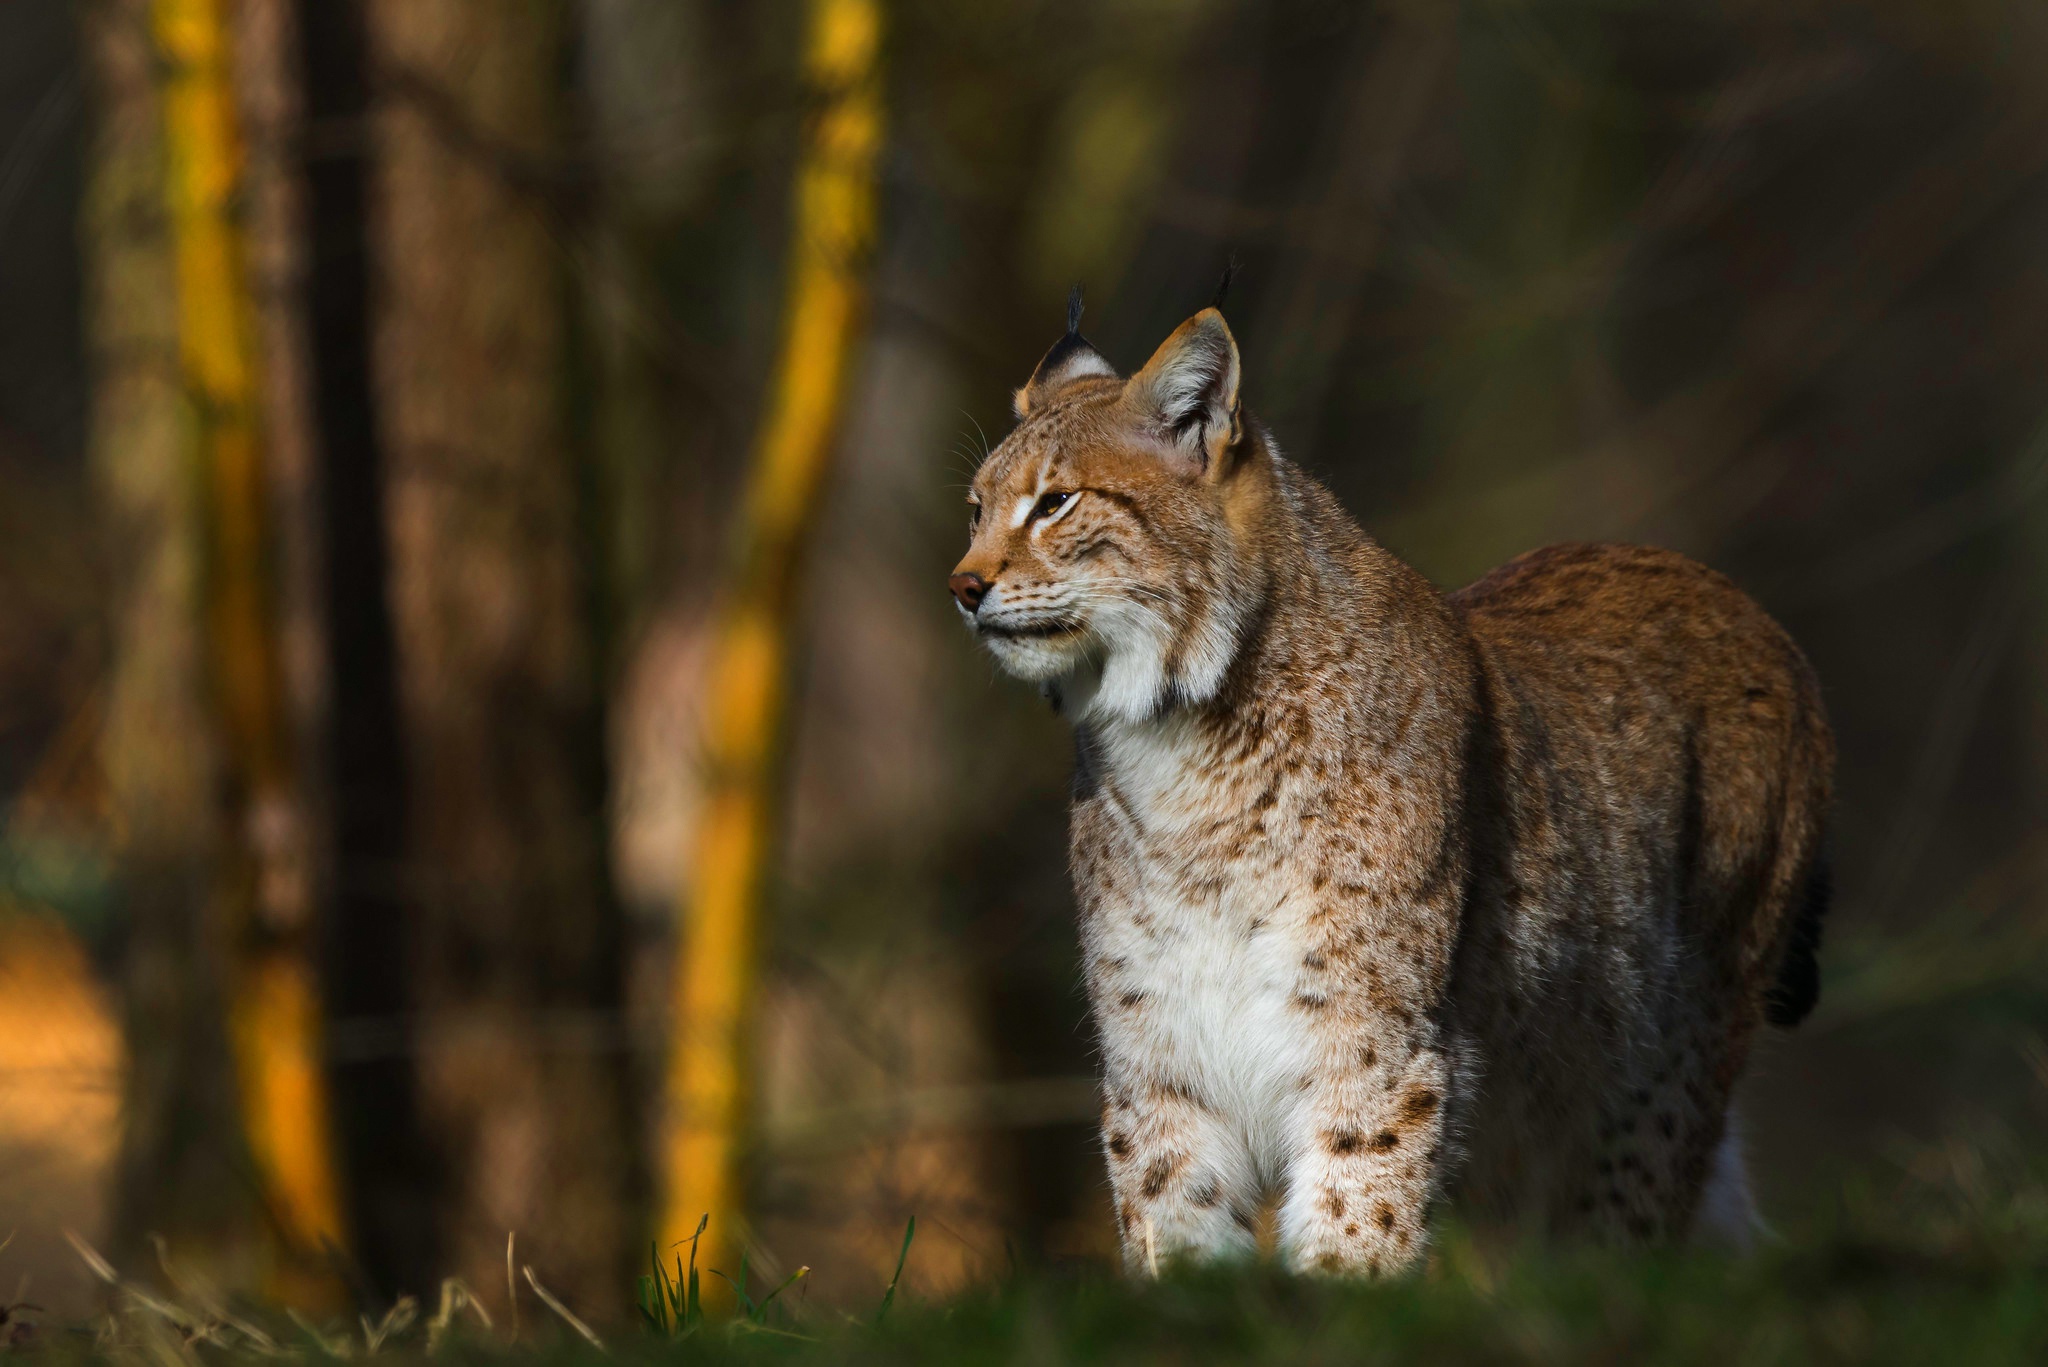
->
366, 0, 635, 1311
82, 0, 262, 1283
296, 0, 443, 1299
660, 0, 882, 1288
153, 0, 346, 1302
83, 0, 348, 1298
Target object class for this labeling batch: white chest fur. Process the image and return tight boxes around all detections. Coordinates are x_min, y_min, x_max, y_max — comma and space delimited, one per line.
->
1082, 722, 1318, 1179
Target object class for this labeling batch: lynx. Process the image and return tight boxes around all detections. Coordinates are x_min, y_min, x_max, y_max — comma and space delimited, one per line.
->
948, 294, 1833, 1276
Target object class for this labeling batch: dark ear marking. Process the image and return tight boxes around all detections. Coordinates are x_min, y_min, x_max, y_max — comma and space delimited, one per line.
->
1030, 331, 1107, 389
1015, 284, 1118, 417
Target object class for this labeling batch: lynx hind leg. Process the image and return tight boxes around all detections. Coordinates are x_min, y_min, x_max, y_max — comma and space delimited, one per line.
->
1692, 1115, 1760, 1249
1570, 1028, 1744, 1244
1102, 1082, 1261, 1272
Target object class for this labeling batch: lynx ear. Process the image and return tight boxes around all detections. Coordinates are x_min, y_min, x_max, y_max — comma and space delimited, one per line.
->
1125, 307, 1241, 476
1013, 285, 1118, 418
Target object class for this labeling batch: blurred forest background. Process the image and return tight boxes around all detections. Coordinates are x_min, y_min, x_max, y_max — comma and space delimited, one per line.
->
2, 0, 2048, 1329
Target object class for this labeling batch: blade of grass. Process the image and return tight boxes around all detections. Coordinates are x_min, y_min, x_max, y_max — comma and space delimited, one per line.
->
751, 1266, 810, 1325
875, 1216, 915, 1324
506, 1232, 520, 1344
709, 1265, 757, 1320
426, 1278, 493, 1354
684, 1214, 707, 1329
637, 1275, 663, 1336
647, 1240, 677, 1333
288, 1308, 352, 1357
522, 1266, 605, 1352
359, 1295, 418, 1353
62, 1231, 117, 1284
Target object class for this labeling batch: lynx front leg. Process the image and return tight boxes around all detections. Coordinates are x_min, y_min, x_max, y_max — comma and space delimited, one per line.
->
1101, 1074, 1260, 1272
1276, 1031, 1450, 1276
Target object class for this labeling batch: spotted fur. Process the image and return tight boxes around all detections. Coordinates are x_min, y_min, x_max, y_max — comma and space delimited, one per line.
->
951, 307, 1834, 1275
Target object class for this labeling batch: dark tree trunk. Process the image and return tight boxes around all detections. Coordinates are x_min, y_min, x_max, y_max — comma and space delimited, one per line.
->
296, 0, 444, 1301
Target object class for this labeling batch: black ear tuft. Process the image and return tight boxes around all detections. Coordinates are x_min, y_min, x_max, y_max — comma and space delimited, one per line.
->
1015, 286, 1117, 416
1210, 255, 1239, 312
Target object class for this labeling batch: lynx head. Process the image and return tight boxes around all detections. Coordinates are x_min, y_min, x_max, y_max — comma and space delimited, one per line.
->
949, 296, 1267, 723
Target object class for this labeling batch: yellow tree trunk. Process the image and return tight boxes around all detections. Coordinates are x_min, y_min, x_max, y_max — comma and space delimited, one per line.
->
153, 0, 345, 1294
660, 0, 884, 1287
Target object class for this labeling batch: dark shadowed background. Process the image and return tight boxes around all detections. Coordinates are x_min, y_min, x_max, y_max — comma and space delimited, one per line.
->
2, 0, 2046, 1325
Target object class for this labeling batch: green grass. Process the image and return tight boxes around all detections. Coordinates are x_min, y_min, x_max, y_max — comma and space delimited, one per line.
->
26, 1141, 2048, 1366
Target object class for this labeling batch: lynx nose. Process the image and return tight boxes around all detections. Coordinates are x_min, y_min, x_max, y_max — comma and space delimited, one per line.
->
949, 572, 988, 613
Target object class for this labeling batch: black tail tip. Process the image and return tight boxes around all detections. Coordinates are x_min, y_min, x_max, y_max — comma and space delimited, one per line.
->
1765, 853, 1830, 1028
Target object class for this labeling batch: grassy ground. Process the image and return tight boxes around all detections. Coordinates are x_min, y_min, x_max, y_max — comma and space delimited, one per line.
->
18, 1137, 2048, 1366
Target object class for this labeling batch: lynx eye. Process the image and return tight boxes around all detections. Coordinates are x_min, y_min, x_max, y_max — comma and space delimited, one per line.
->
967, 499, 982, 530
1030, 490, 1074, 522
